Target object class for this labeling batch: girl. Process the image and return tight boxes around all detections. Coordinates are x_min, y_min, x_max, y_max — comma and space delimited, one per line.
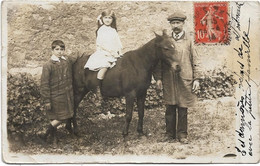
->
84, 10, 123, 80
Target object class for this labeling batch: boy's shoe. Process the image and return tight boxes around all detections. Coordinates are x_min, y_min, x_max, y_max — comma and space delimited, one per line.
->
36, 134, 47, 146
49, 127, 58, 146
38, 124, 55, 143
52, 135, 58, 147
38, 133, 47, 142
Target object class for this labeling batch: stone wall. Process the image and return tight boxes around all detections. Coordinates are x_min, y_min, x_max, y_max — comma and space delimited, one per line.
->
7, 1, 229, 75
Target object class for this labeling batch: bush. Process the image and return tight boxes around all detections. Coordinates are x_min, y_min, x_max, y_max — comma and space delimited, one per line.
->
194, 69, 237, 99
7, 73, 48, 141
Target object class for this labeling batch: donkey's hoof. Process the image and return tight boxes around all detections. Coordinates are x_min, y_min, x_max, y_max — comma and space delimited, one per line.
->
138, 131, 147, 139
138, 132, 145, 136
73, 130, 80, 137
122, 131, 128, 138
65, 127, 73, 135
137, 128, 143, 133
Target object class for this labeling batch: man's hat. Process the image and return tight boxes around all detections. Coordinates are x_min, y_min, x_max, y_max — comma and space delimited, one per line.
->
167, 12, 187, 22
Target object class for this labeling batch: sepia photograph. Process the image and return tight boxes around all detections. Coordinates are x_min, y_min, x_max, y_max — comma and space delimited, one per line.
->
1, 0, 260, 163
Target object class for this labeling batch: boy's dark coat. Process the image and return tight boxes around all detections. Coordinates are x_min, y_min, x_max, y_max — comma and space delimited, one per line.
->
40, 56, 74, 120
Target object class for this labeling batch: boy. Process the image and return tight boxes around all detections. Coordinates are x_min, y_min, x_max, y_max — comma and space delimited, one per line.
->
39, 40, 74, 145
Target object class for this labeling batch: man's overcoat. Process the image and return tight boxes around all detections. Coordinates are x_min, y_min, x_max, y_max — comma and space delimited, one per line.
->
154, 32, 199, 107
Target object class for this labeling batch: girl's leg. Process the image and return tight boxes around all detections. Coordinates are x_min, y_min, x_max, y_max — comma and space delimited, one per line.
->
96, 68, 108, 111
97, 68, 108, 80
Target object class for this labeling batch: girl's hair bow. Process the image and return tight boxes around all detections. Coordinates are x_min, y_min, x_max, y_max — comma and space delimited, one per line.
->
97, 14, 103, 25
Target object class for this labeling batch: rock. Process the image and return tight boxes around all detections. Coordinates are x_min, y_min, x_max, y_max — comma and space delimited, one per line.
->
39, 4, 56, 10
8, 67, 42, 78
32, 14, 44, 20
122, 5, 131, 11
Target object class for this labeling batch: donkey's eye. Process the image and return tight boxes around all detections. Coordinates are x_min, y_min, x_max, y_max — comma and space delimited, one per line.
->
163, 47, 170, 50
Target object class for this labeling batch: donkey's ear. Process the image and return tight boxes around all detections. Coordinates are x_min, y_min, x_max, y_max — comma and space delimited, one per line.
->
154, 31, 163, 41
154, 31, 161, 38
162, 29, 168, 36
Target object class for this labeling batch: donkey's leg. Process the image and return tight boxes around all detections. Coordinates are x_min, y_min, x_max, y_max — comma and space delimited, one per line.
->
72, 91, 88, 136
65, 101, 78, 136
122, 92, 135, 137
66, 89, 88, 137
65, 93, 79, 136
136, 92, 147, 135
72, 108, 79, 136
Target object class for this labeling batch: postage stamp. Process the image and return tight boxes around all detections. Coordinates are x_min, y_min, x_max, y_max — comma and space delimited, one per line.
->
1, 0, 260, 164
194, 2, 229, 45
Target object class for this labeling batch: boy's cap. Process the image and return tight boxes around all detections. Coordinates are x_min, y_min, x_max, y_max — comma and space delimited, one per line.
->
167, 12, 187, 22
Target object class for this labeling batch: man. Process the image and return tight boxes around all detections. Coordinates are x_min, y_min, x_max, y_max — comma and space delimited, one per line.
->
154, 12, 200, 144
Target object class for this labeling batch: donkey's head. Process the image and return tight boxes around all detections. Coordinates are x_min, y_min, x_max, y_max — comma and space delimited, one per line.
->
155, 30, 180, 72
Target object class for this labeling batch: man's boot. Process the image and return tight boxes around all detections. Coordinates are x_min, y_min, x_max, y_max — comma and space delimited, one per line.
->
159, 105, 177, 143
177, 107, 188, 144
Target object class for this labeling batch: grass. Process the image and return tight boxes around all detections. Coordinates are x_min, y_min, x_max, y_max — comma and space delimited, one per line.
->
10, 97, 236, 159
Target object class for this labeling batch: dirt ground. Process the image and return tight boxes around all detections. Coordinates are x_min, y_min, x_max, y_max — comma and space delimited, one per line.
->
9, 96, 236, 159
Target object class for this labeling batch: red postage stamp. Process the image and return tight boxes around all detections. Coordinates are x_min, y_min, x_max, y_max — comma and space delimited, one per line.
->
194, 2, 229, 44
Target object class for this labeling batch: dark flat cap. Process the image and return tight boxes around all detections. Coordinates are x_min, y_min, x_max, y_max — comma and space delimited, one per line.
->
167, 12, 187, 22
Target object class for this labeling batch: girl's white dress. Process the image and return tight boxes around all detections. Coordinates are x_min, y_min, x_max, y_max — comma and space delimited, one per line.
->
84, 25, 123, 71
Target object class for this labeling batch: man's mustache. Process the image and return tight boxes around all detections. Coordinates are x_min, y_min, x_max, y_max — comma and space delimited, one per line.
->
173, 27, 181, 31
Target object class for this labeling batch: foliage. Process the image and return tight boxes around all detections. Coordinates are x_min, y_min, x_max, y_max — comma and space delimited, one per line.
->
7, 73, 48, 141
194, 68, 237, 99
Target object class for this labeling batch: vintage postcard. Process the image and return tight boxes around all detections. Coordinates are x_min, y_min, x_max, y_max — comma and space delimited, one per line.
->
1, 0, 260, 164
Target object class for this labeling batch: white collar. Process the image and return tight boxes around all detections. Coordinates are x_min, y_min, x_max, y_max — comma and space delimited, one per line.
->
173, 31, 184, 40
51, 55, 66, 62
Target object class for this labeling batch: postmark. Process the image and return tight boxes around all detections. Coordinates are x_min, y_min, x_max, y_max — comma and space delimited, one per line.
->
194, 2, 229, 45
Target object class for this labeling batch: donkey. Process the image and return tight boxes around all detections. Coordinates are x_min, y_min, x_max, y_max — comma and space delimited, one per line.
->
67, 31, 176, 137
